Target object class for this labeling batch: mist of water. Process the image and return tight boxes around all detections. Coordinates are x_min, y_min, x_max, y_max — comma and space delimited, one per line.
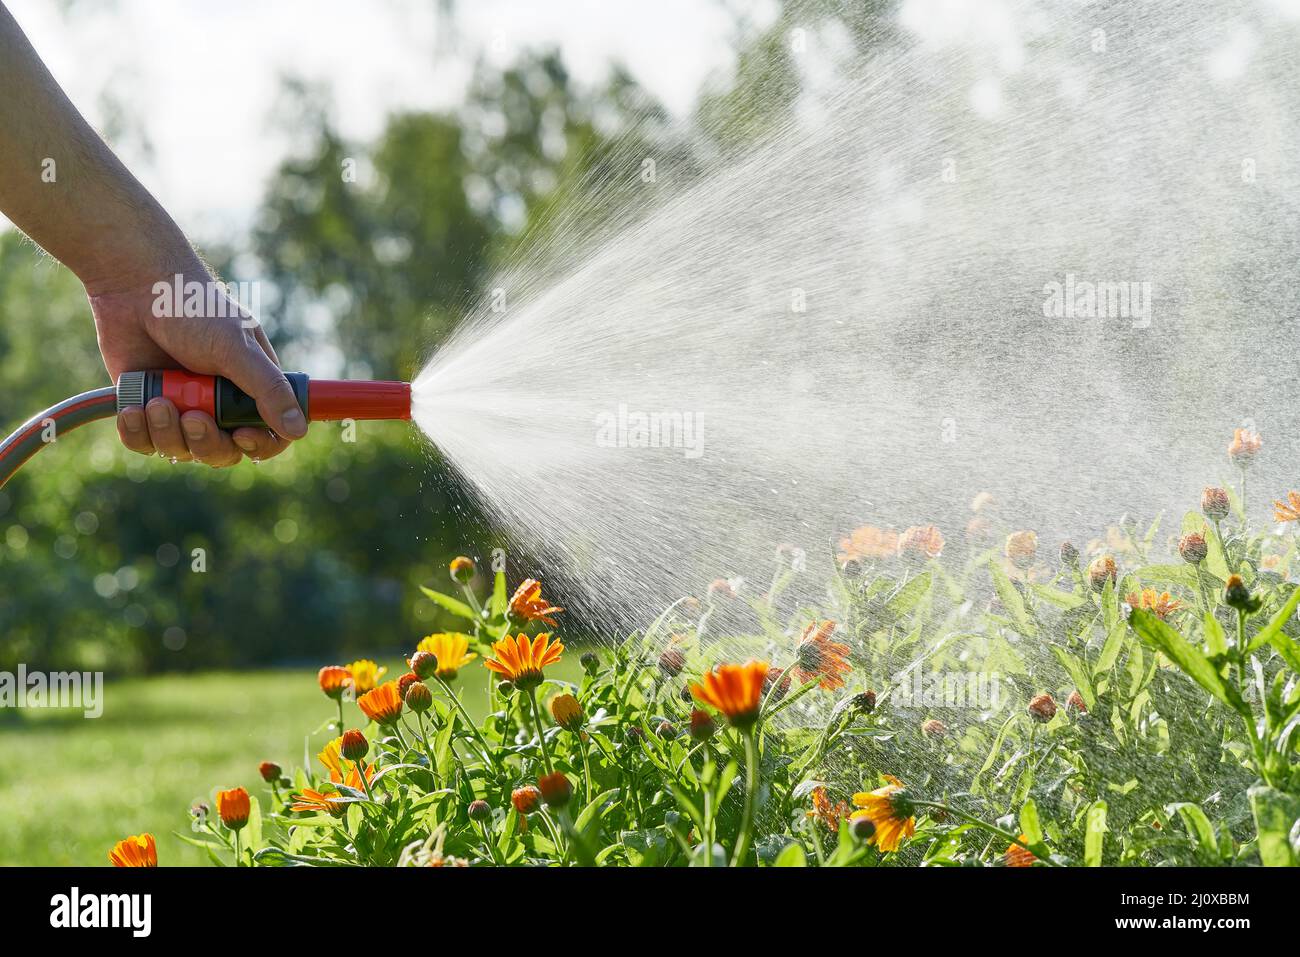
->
412, 0, 1300, 645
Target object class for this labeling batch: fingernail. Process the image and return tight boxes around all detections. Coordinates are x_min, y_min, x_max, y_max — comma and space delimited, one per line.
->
146, 401, 171, 429
281, 407, 308, 438
182, 417, 206, 441
122, 408, 145, 433
233, 434, 257, 453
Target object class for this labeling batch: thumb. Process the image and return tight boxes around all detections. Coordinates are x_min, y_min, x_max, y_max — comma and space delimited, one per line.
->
219, 335, 309, 439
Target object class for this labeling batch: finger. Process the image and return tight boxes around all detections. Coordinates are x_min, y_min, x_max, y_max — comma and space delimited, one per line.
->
144, 398, 193, 462
230, 427, 289, 462
116, 407, 156, 455
217, 332, 308, 440
180, 412, 243, 468
253, 324, 280, 366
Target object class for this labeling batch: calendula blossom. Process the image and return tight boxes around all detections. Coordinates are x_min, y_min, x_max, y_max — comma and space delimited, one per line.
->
850, 775, 916, 852
1005, 835, 1037, 867
690, 659, 770, 729
108, 833, 157, 867
346, 659, 386, 694
1125, 588, 1182, 620
414, 632, 477, 679
1273, 491, 1300, 523
508, 578, 563, 626
793, 620, 852, 691
484, 633, 564, 691
216, 787, 250, 831
357, 681, 404, 724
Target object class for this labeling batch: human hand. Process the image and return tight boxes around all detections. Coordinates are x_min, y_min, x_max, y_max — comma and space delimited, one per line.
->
90, 256, 307, 467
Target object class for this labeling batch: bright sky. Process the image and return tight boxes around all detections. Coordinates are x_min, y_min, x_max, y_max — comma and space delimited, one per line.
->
4, 0, 769, 240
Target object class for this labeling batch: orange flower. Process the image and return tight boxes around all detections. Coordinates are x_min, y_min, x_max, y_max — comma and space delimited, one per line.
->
357, 681, 404, 724
837, 525, 899, 563
899, 525, 944, 560
850, 775, 916, 852
318, 665, 351, 699
1088, 555, 1117, 591
216, 787, 251, 831
1126, 588, 1182, 619
793, 620, 852, 691
413, 632, 477, 679
108, 833, 157, 867
807, 786, 851, 833
1005, 530, 1038, 570
1005, 835, 1037, 867
509, 578, 563, 626
1228, 428, 1261, 465
483, 633, 564, 690
689, 659, 770, 729
449, 555, 476, 582
346, 659, 386, 694
1273, 491, 1300, 523
291, 788, 348, 817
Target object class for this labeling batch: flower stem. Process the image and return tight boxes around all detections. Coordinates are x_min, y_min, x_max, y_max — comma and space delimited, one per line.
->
436, 675, 499, 771
528, 688, 555, 775
912, 799, 1059, 866
731, 728, 759, 867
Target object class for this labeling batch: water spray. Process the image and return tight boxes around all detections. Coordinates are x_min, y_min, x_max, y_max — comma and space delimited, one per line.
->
0, 370, 411, 488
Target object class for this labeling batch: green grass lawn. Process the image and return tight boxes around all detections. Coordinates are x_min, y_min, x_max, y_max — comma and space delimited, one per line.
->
0, 661, 564, 866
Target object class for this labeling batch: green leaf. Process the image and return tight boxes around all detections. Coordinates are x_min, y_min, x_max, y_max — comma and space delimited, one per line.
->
418, 586, 477, 622
1051, 646, 1095, 711
1018, 798, 1043, 846
1094, 617, 1128, 676
1084, 801, 1108, 866
1030, 584, 1084, 609
1248, 785, 1300, 867
773, 842, 807, 867
1138, 564, 1198, 589
1128, 609, 1247, 716
490, 568, 508, 617
989, 562, 1037, 637
885, 572, 932, 618
1246, 585, 1300, 671
1166, 802, 1219, 863
1203, 612, 1228, 657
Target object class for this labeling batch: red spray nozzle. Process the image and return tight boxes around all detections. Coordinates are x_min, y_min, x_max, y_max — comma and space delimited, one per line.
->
115, 370, 411, 430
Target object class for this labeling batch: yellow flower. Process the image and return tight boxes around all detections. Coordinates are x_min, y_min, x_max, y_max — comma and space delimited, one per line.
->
850, 775, 916, 852
346, 659, 386, 694
1126, 588, 1182, 620
357, 681, 403, 724
108, 833, 157, 867
291, 788, 348, 817
449, 555, 476, 583
318, 736, 345, 780
484, 633, 564, 690
216, 787, 251, 831
509, 578, 563, 626
549, 692, 583, 730
414, 633, 477, 679
689, 659, 769, 729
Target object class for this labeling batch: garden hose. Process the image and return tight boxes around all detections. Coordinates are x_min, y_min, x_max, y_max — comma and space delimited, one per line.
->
0, 370, 411, 489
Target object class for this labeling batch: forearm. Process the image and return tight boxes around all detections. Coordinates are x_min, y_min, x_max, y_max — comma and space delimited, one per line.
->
0, 2, 192, 291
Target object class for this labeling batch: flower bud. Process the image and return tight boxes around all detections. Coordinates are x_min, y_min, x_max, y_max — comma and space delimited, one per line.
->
1201, 486, 1230, 521
396, 672, 422, 700
549, 693, 584, 731
467, 799, 491, 822
318, 665, 351, 700
679, 684, 695, 703
404, 682, 433, 713
259, 761, 281, 783
762, 667, 791, 702
216, 787, 250, 831
409, 651, 440, 680
341, 729, 369, 762
1059, 541, 1079, 567
657, 720, 678, 739
1224, 574, 1262, 612
1228, 428, 1261, 467
1004, 531, 1037, 570
689, 709, 716, 742
1088, 555, 1117, 591
850, 811, 876, 841
537, 772, 573, 809
1028, 693, 1057, 723
921, 719, 947, 739
511, 785, 541, 815
658, 648, 686, 677
1066, 690, 1087, 714
577, 651, 599, 676
852, 690, 877, 714
1178, 533, 1207, 565
449, 555, 476, 583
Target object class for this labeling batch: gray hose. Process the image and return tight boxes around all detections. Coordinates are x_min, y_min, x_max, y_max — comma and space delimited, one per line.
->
0, 386, 118, 489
